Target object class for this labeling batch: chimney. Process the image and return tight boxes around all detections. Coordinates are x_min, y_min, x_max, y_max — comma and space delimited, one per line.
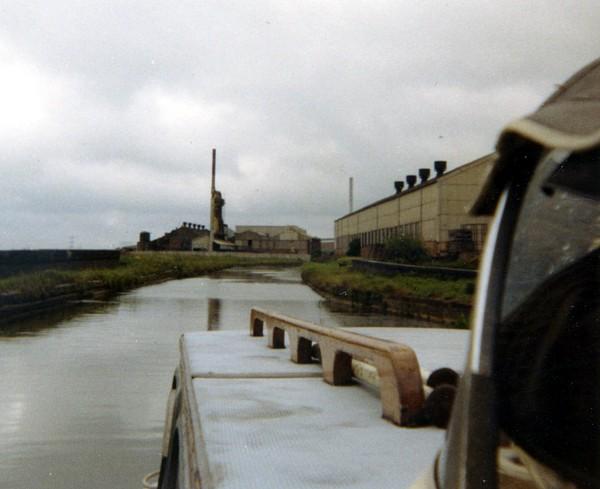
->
406, 175, 417, 189
418, 168, 430, 183
211, 149, 216, 193
209, 148, 216, 253
394, 181, 404, 194
434, 160, 447, 177
349, 177, 354, 213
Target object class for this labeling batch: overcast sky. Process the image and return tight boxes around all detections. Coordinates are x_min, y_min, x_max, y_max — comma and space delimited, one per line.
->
1, 1, 598, 248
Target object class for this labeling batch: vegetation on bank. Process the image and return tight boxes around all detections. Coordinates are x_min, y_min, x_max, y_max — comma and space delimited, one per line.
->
0, 253, 303, 304
301, 259, 475, 306
346, 235, 479, 269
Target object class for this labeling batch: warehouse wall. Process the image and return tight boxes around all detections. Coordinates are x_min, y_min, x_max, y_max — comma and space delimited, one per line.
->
334, 154, 494, 257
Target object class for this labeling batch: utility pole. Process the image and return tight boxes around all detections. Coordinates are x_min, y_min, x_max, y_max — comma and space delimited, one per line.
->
349, 177, 354, 213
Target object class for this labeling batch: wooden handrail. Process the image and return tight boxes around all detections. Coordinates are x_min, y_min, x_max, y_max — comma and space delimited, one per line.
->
249, 307, 425, 426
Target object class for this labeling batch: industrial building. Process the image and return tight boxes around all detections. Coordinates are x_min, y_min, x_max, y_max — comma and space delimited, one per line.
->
334, 154, 495, 257
234, 225, 320, 255
136, 150, 320, 255
137, 222, 210, 251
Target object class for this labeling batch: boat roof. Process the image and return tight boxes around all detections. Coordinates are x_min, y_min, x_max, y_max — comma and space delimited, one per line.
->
182, 326, 469, 488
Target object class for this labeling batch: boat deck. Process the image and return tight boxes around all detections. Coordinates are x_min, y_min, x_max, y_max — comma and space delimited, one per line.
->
178, 321, 469, 489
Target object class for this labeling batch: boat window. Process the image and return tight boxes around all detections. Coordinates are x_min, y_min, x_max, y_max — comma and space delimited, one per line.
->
500, 149, 600, 320
494, 148, 600, 487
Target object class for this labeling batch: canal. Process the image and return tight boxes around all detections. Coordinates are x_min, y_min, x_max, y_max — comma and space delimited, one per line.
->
0, 267, 434, 489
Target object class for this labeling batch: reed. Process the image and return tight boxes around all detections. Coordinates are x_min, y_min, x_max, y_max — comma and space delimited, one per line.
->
301, 260, 474, 305
0, 253, 303, 304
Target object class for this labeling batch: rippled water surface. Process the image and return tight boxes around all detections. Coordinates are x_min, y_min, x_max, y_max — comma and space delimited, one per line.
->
0, 267, 433, 489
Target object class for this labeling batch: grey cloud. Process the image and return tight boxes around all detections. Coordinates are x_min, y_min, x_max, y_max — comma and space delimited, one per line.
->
1, 1, 599, 247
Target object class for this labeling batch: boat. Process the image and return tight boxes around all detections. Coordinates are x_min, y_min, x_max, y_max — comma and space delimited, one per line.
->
151, 58, 600, 489
154, 307, 468, 489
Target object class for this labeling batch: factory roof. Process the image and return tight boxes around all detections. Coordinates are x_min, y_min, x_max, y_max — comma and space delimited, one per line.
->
335, 153, 496, 222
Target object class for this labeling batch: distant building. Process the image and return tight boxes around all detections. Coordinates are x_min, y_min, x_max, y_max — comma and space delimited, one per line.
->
320, 238, 335, 255
137, 222, 210, 251
136, 151, 320, 255
334, 154, 495, 258
234, 225, 320, 255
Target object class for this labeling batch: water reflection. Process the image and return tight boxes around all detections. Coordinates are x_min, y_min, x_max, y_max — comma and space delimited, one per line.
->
207, 298, 221, 331
0, 301, 119, 338
0, 266, 436, 489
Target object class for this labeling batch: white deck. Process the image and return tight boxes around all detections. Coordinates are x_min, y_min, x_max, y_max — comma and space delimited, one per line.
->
186, 331, 323, 378
345, 327, 468, 374
184, 327, 469, 489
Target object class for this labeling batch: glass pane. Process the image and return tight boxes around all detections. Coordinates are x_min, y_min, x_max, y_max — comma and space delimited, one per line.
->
501, 150, 600, 319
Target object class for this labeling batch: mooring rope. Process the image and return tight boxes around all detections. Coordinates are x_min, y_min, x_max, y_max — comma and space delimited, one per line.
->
142, 470, 160, 489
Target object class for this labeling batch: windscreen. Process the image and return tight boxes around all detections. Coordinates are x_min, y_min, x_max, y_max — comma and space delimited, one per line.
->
500, 149, 599, 319
495, 149, 600, 488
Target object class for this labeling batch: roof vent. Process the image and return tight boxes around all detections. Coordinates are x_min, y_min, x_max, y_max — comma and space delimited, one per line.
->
406, 175, 417, 189
434, 160, 447, 177
418, 168, 431, 183
394, 181, 404, 194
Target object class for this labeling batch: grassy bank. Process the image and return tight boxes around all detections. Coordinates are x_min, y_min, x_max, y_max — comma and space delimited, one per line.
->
0, 253, 303, 305
301, 260, 474, 326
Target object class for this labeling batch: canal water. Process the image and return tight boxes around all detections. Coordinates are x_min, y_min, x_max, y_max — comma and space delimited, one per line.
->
0, 267, 433, 489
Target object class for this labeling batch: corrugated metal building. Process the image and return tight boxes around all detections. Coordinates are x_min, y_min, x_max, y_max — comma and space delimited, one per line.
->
334, 154, 495, 257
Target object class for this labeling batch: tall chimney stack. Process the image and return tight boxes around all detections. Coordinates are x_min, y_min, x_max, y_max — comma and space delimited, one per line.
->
211, 148, 216, 193
209, 149, 216, 252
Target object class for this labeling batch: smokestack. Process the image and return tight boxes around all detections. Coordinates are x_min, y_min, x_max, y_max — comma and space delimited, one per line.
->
209, 149, 216, 252
434, 160, 447, 177
406, 175, 417, 188
211, 148, 216, 193
394, 181, 404, 194
418, 168, 430, 183
349, 177, 354, 213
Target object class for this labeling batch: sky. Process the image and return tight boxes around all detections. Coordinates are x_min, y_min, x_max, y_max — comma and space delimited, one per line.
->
1, 1, 598, 249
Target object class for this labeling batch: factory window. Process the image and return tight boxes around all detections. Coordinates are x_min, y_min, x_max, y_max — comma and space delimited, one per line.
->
398, 222, 421, 240
461, 224, 488, 251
